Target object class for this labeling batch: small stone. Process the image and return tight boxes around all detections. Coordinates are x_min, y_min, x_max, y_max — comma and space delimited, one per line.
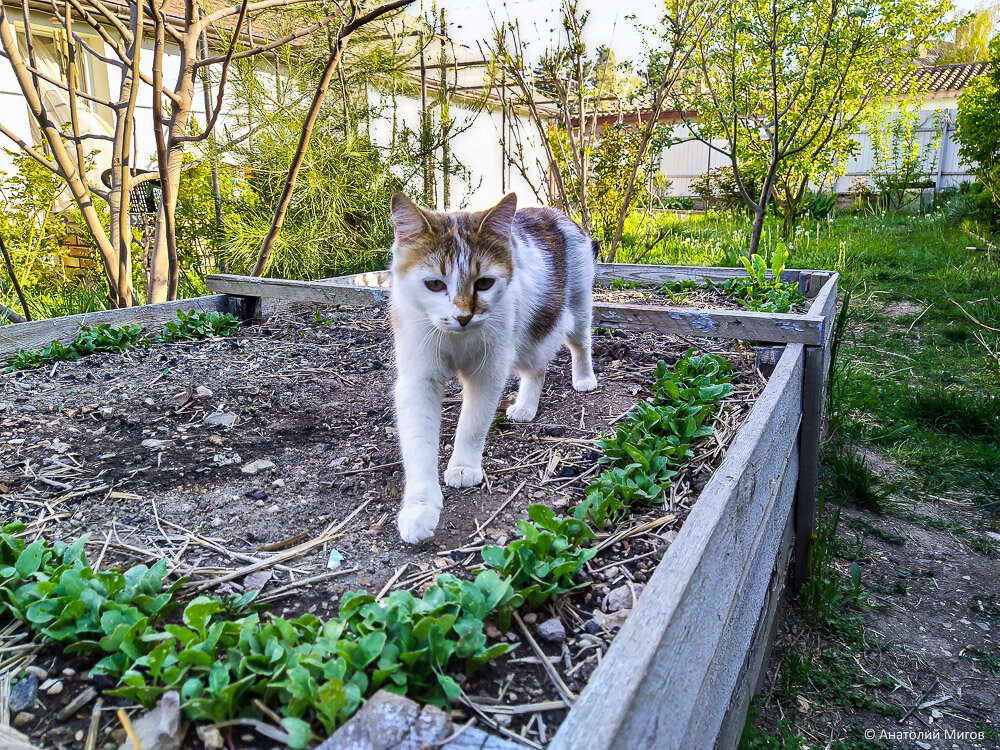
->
62, 667, 76, 677
44, 679, 64, 695
13, 711, 33, 728
604, 584, 644, 613
50, 439, 71, 453
540, 424, 564, 436
266, 504, 280, 513
212, 452, 241, 466
485, 624, 502, 639
242, 459, 276, 475
537, 618, 566, 643
211, 517, 223, 527
316, 690, 451, 750
25, 665, 48, 681
98, 407, 114, 419
194, 386, 214, 399
244, 570, 273, 591
141, 438, 172, 450
9, 673, 37, 712
602, 566, 620, 580
522, 612, 537, 624
76, 731, 84, 742
204, 411, 237, 428
986, 531, 1000, 543
117, 691, 182, 750
593, 608, 631, 631
583, 619, 602, 635
272, 478, 286, 487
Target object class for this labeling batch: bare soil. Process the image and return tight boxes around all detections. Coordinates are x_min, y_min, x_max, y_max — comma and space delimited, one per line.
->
1, 303, 762, 749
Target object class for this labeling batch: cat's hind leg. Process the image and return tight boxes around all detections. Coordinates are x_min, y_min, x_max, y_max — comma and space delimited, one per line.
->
566, 314, 598, 392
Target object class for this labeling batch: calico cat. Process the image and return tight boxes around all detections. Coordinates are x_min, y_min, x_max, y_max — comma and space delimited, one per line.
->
389, 191, 598, 544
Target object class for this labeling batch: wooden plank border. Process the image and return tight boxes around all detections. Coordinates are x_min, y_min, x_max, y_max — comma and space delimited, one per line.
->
0, 295, 232, 357
205, 268, 838, 347
549, 344, 806, 750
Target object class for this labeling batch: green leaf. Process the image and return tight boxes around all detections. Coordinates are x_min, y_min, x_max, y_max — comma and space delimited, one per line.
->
15, 541, 46, 577
281, 717, 314, 749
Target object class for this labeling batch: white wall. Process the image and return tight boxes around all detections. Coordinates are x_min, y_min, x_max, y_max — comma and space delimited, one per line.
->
368, 91, 548, 210
656, 100, 975, 197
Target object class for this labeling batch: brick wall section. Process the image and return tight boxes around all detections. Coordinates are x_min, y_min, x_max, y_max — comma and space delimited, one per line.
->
59, 231, 100, 275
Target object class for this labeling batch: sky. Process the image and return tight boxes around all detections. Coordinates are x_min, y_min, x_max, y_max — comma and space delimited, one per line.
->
405, 1, 664, 65
406, 0, 991, 66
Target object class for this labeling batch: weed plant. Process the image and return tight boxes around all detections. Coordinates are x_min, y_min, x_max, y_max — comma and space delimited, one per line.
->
821, 447, 898, 512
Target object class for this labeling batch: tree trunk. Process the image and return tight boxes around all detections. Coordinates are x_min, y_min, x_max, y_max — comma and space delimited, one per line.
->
748, 205, 767, 256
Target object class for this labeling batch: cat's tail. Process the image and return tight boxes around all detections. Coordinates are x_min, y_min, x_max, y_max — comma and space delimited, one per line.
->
590, 237, 601, 262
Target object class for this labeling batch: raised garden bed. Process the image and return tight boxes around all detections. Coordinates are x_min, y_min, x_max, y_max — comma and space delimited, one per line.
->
1, 263, 837, 749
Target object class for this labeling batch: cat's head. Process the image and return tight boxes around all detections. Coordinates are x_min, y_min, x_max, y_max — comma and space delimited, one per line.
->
390, 192, 517, 332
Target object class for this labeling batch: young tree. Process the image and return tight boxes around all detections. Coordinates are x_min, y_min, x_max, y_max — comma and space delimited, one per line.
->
673, 0, 953, 255
869, 101, 942, 212
955, 36, 1000, 209
0, 0, 411, 307
490, 0, 720, 261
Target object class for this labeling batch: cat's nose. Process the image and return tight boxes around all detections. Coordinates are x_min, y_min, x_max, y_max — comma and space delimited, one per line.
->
455, 314, 473, 327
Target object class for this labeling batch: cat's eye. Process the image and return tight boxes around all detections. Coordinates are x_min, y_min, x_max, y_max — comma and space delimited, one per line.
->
474, 277, 496, 291
424, 279, 446, 292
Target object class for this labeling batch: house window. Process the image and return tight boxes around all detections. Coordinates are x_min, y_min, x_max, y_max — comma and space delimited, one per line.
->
16, 22, 113, 133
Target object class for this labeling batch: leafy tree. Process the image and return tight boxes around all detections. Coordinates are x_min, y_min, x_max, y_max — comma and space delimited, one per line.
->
935, 3, 1000, 62
955, 36, 1000, 212
672, 0, 954, 255
491, 0, 719, 260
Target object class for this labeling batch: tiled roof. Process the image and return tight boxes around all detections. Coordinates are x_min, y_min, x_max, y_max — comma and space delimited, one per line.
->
903, 61, 991, 94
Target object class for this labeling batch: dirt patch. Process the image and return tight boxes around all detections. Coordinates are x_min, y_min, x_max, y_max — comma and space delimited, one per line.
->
2, 302, 765, 748
755, 495, 1000, 750
882, 300, 925, 319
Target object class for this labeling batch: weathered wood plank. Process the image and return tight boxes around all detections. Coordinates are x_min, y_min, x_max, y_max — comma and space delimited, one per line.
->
550, 344, 806, 750
791, 273, 837, 589
594, 263, 801, 286
593, 301, 823, 345
754, 346, 786, 377
800, 272, 839, 335
0, 295, 230, 356
205, 274, 389, 306
715, 460, 798, 749
442, 728, 526, 750
205, 270, 836, 346
791, 348, 824, 589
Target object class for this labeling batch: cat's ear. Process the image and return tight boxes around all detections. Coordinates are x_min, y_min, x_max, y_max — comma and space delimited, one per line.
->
390, 191, 432, 244
478, 193, 517, 237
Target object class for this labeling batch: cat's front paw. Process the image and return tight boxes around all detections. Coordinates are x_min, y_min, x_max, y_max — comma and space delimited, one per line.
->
506, 403, 538, 422
397, 487, 442, 544
573, 373, 598, 392
444, 464, 483, 488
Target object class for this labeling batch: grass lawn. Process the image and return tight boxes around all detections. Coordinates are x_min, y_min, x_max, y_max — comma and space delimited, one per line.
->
626, 209, 999, 749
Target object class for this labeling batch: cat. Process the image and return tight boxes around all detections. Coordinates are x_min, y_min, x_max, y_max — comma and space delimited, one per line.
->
388, 191, 598, 544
